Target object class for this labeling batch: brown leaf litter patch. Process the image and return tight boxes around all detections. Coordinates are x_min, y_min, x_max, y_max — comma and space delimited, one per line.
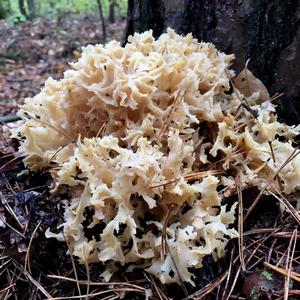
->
0, 16, 126, 117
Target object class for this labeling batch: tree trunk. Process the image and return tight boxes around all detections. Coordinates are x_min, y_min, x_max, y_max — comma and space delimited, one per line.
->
123, 0, 300, 125
18, 0, 28, 19
109, 0, 116, 23
96, 0, 107, 43
27, 0, 35, 19
0, 1, 7, 19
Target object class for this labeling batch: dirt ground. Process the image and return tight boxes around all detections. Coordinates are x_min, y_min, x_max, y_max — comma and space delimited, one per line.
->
0, 15, 126, 116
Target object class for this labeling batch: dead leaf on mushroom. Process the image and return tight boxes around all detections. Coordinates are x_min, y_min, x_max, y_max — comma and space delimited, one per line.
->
234, 62, 270, 102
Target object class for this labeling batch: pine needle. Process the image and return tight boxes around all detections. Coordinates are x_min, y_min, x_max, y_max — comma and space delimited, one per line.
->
0, 192, 24, 230
150, 170, 222, 188
64, 236, 82, 299
184, 270, 228, 300
165, 242, 188, 297
0, 215, 27, 239
0, 283, 15, 295
24, 220, 42, 274
0, 156, 22, 172
264, 261, 300, 283
143, 273, 168, 300
24, 113, 73, 140
236, 182, 245, 271
244, 149, 300, 220
158, 90, 182, 140
82, 244, 90, 300
224, 267, 241, 300
284, 229, 297, 300
22, 268, 53, 299
47, 288, 145, 300
161, 204, 175, 258
47, 274, 146, 291
269, 189, 300, 225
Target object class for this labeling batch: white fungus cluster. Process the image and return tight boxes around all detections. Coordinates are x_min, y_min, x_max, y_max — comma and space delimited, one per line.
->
12, 29, 300, 285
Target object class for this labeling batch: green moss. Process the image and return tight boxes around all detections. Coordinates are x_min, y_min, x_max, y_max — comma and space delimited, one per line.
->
261, 270, 273, 281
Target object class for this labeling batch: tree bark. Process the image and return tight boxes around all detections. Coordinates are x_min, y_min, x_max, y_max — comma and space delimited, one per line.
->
109, 0, 116, 23
123, 0, 300, 125
0, 1, 7, 19
18, 0, 28, 19
27, 0, 35, 19
96, 0, 107, 43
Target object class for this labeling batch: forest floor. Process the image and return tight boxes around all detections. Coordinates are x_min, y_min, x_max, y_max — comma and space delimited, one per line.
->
0, 15, 126, 117
1, 16, 300, 300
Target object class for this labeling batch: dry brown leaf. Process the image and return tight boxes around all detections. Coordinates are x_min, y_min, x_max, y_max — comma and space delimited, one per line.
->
234, 66, 270, 102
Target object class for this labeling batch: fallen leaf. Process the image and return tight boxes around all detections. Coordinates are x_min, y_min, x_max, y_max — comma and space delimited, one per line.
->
234, 65, 270, 102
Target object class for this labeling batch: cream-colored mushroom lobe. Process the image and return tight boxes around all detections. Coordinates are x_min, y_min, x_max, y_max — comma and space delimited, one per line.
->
12, 29, 300, 285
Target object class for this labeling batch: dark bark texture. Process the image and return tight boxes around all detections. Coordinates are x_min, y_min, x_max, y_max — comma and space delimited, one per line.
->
0, 2, 6, 19
18, 0, 28, 18
27, 0, 35, 19
109, 0, 116, 23
97, 0, 107, 42
123, 0, 300, 124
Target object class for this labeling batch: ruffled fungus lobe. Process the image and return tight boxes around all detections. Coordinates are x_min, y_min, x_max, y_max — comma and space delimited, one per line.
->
12, 29, 300, 284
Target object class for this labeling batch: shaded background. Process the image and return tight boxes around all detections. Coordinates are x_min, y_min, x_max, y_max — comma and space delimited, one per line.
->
0, 0, 127, 117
